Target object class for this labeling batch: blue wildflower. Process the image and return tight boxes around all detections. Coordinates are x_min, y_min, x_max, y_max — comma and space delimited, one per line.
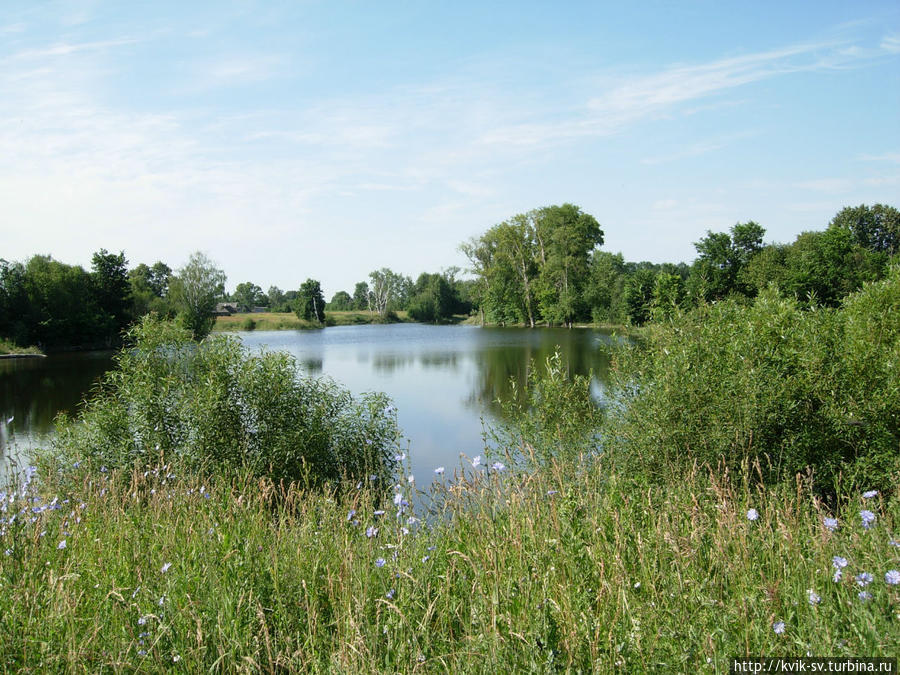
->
375, 558, 386, 568
472, 456, 482, 468
57, 539, 66, 550
860, 510, 876, 529
347, 509, 356, 522
862, 490, 878, 499
856, 572, 873, 587
434, 467, 444, 475
858, 591, 872, 601
773, 621, 785, 634
823, 517, 838, 532
491, 461, 505, 472
885, 570, 900, 586
807, 589, 821, 605
161, 562, 172, 574
386, 589, 395, 599
366, 526, 378, 538
746, 508, 759, 521
832, 556, 848, 569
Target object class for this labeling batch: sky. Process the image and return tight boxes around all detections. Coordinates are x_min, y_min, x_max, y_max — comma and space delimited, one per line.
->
2, 1, 899, 297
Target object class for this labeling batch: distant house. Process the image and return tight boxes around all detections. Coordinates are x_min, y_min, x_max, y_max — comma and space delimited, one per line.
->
250, 306, 268, 313
215, 303, 238, 316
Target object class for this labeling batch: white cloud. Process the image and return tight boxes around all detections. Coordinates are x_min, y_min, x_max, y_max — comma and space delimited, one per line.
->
881, 34, 900, 53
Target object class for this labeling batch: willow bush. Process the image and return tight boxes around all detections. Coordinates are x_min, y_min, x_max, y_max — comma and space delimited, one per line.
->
602, 266, 900, 494
52, 317, 401, 487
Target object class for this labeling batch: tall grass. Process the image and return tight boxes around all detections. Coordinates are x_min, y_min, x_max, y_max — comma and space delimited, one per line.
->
2, 456, 897, 672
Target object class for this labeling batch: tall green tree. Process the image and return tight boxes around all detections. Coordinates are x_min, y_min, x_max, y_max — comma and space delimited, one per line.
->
297, 279, 326, 323
688, 221, 765, 301
352, 282, 370, 311
91, 249, 130, 339
170, 252, 226, 340
829, 203, 900, 256
327, 291, 353, 311
584, 251, 627, 324
232, 282, 265, 312
367, 268, 407, 316
533, 204, 604, 327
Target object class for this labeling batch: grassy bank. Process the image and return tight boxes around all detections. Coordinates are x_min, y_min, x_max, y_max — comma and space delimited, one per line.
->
213, 310, 410, 332
2, 458, 898, 672
0, 337, 43, 356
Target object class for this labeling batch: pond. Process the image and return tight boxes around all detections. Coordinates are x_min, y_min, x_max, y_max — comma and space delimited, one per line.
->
0, 324, 618, 489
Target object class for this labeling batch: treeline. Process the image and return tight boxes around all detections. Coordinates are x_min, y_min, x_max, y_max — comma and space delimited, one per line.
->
464, 203, 899, 326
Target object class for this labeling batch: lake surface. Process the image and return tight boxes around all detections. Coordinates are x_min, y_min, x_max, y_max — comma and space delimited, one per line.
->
1, 324, 616, 489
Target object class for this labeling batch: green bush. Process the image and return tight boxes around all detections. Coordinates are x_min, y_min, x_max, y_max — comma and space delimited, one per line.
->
495, 349, 602, 467
53, 317, 401, 487
241, 316, 257, 330
603, 267, 900, 493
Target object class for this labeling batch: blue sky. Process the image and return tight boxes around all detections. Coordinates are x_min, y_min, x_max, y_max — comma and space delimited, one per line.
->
2, 1, 899, 297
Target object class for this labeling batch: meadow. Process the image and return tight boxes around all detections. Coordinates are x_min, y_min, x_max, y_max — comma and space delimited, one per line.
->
1, 270, 898, 672
213, 310, 410, 333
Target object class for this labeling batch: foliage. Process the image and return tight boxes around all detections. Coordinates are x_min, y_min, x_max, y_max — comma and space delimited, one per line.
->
52, 317, 401, 487
830, 203, 900, 256
296, 278, 326, 323
231, 281, 266, 312
90, 249, 131, 341
687, 221, 764, 301
407, 272, 460, 323
169, 252, 226, 341
495, 349, 602, 466
603, 269, 900, 494
366, 268, 410, 316
327, 290, 353, 311
462, 204, 603, 327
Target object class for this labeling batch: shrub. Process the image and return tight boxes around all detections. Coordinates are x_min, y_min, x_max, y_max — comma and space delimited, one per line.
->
494, 349, 602, 467
602, 267, 900, 494
53, 317, 401, 487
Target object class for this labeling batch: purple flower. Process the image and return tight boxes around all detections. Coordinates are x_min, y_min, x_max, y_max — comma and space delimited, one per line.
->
57, 539, 66, 550
434, 467, 444, 475
856, 572, 873, 587
823, 517, 838, 532
862, 490, 878, 499
138, 616, 147, 626
832, 556, 848, 569
773, 621, 785, 634
889, 539, 900, 548
885, 570, 900, 586
833, 569, 843, 583
860, 510, 876, 529
491, 461, 505, 472
472, 456, 482, 468
858, 591, 872, 601
375, 558, 386, 568
807, 589, 821, 605
386, 589, 395, 599
746, 508, 759, 522
373, 510, 385, 516
366, 526, 378, 538
161, 562, 172, 574
393, 493, 403, 506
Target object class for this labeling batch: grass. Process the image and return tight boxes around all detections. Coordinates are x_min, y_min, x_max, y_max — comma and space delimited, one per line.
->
213, 311, 410, 332
2, 456, 897, 672
0, 337, 43, 356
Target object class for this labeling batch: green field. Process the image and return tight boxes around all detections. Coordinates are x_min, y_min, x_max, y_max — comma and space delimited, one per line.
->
213, 310, 411, 332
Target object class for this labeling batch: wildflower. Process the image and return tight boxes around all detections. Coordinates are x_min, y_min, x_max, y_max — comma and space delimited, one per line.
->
366, 526, 378, 538
422, 555, 430, 563
862, 490, 878, 499
161, 562, 172, 574
832, 556, 848, 569
890, 538, 900, 548
173, 655, 181, 663
833, 569, 843, 583
374, 510, 385, 516
158, 596, 165, 606
823, 517, 838, 532
393, 493, 403, 506
138, 616, 147, 626
394, 453, 406, 462
885, 570, 900, 586
856, 572, 873, 587
773, 621, 785, 635
427, 545, 436, 551
138, 649, 147, 656
132, 586, 141, 599
547, 490, 558, 496
57, 539, 66, 550
434, 467, 444, 475
807, 589, 821, 605
407, 475, 415, 483
472, 456, 482, 468
858, 591, 872, 601
492, 461, 505, 472
746, 508, 759, 521
347, 509, 356, 521
386, 589, 395, 599
375, 558, 386, 568
860, 510, 876, 529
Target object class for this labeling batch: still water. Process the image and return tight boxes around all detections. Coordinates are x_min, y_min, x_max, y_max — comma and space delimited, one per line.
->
1, 324, 616, 488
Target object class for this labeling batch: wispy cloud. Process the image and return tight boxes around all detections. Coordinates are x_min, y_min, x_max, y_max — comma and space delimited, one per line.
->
881, 33, 900, 53
858, 151, 900, 163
